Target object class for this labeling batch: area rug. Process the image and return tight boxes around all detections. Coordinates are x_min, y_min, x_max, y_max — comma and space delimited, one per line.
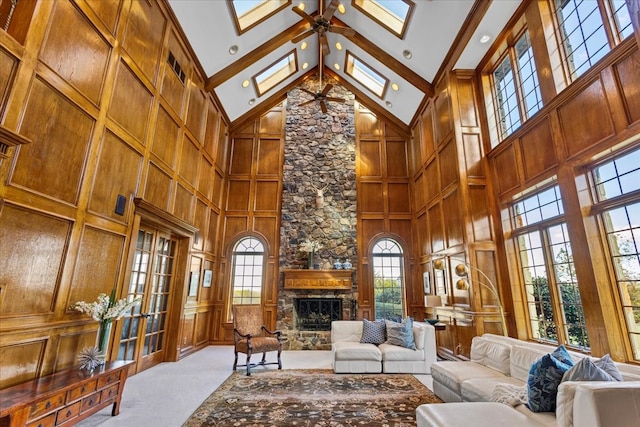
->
183, 369, 442, 426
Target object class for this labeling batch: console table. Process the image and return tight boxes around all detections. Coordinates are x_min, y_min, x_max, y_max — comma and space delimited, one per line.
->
0, 360, 133, 427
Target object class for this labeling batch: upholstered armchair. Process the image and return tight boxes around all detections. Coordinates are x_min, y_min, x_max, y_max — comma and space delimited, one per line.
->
232, 304, 283, 376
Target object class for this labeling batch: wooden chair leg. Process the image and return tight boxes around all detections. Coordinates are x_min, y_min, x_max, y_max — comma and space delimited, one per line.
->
277, 348, 282, 370
245, 349, 252, 376
233, 351, 238, 371
261, 352, 267, 364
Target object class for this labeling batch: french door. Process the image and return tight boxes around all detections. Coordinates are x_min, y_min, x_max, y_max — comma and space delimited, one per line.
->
118, 226, 177, 373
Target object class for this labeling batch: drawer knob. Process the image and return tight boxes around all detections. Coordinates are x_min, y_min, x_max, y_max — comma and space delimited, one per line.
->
45, 401, 51, 409
81, 386, 86, 392
66, 410, 72, 416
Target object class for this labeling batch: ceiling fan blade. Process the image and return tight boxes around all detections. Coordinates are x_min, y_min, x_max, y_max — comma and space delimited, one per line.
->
322, 0, 339, 21
321, 84, 333, 96
329, 25, 355, 37
299, 99, 316, 107
300, 88, 317, 96
326, 97, 346, 103
292, 6, 316, 26
292, 29, 314, 44
320, 100, 328, 114
320, 33, 330, 56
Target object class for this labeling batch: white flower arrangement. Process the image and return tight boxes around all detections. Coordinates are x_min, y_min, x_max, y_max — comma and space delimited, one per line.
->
299, 239, 323, 253
71, 290, 141, 322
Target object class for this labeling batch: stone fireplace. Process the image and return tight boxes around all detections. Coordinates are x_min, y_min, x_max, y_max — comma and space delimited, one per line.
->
294, 298, 342, 331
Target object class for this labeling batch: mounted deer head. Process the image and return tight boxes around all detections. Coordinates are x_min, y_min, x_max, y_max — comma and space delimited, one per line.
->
311, 183, 329, 208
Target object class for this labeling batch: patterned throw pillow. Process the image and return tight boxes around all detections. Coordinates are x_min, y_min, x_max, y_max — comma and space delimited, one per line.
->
360, 319, 386, 345
527, 346, 574, 413
384, 318, 416, 350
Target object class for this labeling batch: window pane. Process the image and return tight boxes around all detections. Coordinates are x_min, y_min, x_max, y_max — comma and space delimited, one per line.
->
593, 147, 640, 201
372, 238, 405, 320
515, 31, 543, 119
511, 184, 564, 227
610, 0, 633, 40
493, 55, 521, 139
230, 237, 265, 306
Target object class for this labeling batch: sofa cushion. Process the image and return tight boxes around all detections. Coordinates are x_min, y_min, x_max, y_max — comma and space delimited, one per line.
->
385, 318, 416, 350
510, 345, 547, 383
461, 376, 522, 402
513, 404, 557, 427
470, 337, 512, 376
360, 319, 386, 345
432, 361, 506, 396
332, 341, 382, 361
331, 320, 363, 343
562, 356, 619, 382
379, 343, 424, 361
413, 323, 426, 350
527, 347, 574, 412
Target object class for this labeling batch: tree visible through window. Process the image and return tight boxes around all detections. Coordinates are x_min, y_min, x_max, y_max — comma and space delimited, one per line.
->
231, 237, 265, 305
372, 238, 405, 321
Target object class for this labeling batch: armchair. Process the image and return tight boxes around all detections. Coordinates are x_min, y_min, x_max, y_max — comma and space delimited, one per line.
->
232, 304, 283, 376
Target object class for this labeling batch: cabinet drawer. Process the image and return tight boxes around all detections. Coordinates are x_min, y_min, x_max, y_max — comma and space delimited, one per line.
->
55, 401, 80, 424
97, 371, 121, 388
80, 392, 101, 413
26, 412, 56, 427
29, 393, 65, 419
67, 381, 97, 402
101, 383, 120, 402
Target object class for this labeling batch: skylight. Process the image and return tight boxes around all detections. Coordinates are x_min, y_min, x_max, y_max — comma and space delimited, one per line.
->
345, 51, 388, 99
228, 0, 290, 34
253, 50, 298, 96
352, 0, 414, 39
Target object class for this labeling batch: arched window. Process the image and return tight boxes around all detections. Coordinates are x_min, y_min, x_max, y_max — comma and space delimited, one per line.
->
230, 237, 265, 305
372, 238, 405, 320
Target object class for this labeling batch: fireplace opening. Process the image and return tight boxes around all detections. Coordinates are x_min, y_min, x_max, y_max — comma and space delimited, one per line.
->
294, 298, 342, 331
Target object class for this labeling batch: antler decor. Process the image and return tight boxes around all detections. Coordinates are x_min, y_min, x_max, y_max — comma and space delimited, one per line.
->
311, 183, 329, 208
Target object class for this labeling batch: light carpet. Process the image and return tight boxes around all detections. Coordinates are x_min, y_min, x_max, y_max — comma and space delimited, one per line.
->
183, 369, 442, 426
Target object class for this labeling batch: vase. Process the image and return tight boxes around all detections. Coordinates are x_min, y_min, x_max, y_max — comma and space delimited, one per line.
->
95, 320, 112, 361
343, 259, 352, 269
307, 251, 314, 269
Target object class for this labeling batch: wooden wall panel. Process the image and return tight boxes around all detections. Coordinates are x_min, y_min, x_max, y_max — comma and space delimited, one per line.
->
83, 0, 120, 34
173, 183, 193, 221
226, 180, 250, 211
204, 106, 219, 157
40, 0, 110, 105
122, 0, 165, 84
443, 190, 464, 248
152, 106, 180, 168
54, 331, 90, 372
178, 136, 199, 186
0, 340, 45, 389
439, 140, 457, 189
389, 219, 412, 245
186, 84, 205, 139
360, 219, 385, 250
456, 76, 479, 128
193, 200, 207, 251
254, 181, 279, 211
213, 170, 224, 207
0, 48, 17, 114
12, 78, 94, 204
414, 173, 424, 210
359, 182, 384, 213
469, 186, 492, 242
492, 145, 520, 196
253, 217, 278, 244
109, 61, 153, 143
416, 212, 428, 256
615, 49, 640, 123
67, 227, 124, 312
388, 182, 411, 213
421, 106, 435, 161
359, 140, 381, 177
558, 79, 615, 158
89, 131, 142, 221
424, 160, 439, 202
259, 109, 283, 133
216, 122, 228, 168
0, 205, 70, 315
257, 139, 281, 175
386, 140, 408, 177
223, 217, 249, 245
198, 156, 213, 200
229, 138, 253, 175
520, 118, 557, 181
461, 133, 483, 177
357, 110, 381, 136
206, 209, 219, 253
144, 162, 172, 210
195, 311, 210, 345
428, 202, 444, 253
435, 87, 452, 144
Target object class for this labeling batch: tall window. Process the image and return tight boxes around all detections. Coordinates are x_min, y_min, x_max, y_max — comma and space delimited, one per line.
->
491, 30, 543, 142
591, 145, 640, 360
553, 0, 633, 82
230, 237, 265, 305
372, 238, 405, 320
511, 184, 589, 349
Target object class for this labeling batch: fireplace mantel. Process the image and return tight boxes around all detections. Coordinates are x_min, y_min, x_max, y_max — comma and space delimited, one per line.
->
282, 269, 354, 290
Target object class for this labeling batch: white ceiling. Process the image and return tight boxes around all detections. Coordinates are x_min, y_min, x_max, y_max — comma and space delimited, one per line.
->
168, 0, 522, 127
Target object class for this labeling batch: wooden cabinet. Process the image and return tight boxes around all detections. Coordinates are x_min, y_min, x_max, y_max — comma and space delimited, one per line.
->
0, 361, 133, 427
282, 269, 354, 290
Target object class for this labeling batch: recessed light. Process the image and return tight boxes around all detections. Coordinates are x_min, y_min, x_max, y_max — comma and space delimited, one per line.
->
334, 63, 340, 70
385, 101, 393, 108
248, 98, 255, 105
402, 49, 412, 59
229, 45, 239, 55
242, 80, 250, 88
479, 34, 491, 44
391, 83, 399, 91
302, 62, 309, 70
301, 41, 308, 50
335, 42, 343, 51
338, 4, 346, 14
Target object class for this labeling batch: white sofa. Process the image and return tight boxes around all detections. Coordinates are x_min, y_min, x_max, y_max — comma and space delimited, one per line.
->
422, 334, 640, 426
331, 320, 436, 374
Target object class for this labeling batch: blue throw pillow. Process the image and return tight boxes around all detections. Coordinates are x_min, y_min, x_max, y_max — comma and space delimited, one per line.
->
360, 319, 386, 345
527, 346, 574, 412
384, 318, 416, 350
562, 357, 617, 382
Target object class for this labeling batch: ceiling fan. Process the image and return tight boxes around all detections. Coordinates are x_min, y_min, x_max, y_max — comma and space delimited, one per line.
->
291, 0, 355, 56
298, 45, 346, 113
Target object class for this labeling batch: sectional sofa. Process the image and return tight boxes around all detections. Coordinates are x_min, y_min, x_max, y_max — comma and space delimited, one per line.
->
420, 333, 640, 426
330, 320, 436, 374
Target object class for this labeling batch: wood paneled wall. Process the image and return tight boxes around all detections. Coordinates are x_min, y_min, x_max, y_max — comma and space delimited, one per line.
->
213, 107, 286, 343
0, 0, 227, 387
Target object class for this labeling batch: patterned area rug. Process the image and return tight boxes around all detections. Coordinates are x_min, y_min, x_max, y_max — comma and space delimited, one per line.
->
183, 369, 442, 426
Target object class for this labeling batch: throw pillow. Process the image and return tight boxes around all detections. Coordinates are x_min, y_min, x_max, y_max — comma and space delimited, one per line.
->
385, 318, 416, 350
527, 348, 574, 413
562, 357, 617, 382
593, 354, 623, 381
360, 319, 386, 345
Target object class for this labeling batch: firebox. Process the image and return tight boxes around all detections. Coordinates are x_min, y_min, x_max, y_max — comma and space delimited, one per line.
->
294, 298, 342, 331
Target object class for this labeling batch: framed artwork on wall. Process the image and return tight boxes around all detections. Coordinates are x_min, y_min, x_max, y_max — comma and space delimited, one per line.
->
189, 271, 199, 296
423, 271, 431, 294
203, 269, 212, 288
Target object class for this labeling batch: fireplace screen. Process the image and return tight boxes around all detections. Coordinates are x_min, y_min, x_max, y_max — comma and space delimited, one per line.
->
294, 298, 342, 331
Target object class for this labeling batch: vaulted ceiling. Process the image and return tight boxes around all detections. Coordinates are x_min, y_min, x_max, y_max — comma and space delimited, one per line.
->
168, 0, 523, 130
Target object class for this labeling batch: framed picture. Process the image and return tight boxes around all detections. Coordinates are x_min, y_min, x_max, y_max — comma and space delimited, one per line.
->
188, 271, 199, 297
423, 271, 431, 294
203, 269, 213, 288
434, 267, 447, 295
